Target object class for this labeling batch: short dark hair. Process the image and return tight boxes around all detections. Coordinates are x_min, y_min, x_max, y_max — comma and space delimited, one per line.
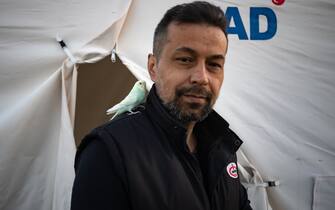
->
153, 1, 228, 58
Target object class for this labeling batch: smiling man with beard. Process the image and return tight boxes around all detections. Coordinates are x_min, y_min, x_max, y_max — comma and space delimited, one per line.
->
71, 1, 252, 210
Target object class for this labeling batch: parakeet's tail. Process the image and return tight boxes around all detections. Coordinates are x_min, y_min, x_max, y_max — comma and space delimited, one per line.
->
106, 104, 119, 115
106, 109, 115, 115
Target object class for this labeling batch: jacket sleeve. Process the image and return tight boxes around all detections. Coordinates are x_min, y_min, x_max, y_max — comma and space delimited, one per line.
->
239, 183, 253, 210
71, 139, 131, 210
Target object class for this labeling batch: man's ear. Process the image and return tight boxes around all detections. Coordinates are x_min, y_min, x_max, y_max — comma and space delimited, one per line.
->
147, 54, 157, 82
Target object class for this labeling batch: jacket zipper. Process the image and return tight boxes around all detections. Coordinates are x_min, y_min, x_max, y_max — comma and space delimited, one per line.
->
178, 148, 211, 210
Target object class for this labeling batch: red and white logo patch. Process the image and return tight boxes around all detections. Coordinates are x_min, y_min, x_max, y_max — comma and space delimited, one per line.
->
226, 162, 238, 179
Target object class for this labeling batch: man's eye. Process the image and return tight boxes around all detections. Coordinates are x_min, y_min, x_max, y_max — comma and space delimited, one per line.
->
176, 57, 193, 63
207, 62, 222, 70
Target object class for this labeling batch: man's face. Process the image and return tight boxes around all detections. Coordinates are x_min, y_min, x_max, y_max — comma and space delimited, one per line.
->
148, 23, 227, 123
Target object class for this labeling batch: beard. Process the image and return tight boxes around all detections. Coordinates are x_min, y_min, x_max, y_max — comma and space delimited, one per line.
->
163, 85, 214, 124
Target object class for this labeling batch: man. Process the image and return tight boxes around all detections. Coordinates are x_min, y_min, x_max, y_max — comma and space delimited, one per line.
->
71, 1, 252, 210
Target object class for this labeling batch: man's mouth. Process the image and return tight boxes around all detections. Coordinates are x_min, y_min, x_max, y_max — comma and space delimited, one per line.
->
183, 94, 207, 103
175, 85, 213, 106
184, 94, 206, 98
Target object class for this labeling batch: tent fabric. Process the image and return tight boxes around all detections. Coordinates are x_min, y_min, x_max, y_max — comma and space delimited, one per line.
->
237, 151, 273, 210
1, 0, 335, 210
312, 176, 335, 210
0, 0, 131, 209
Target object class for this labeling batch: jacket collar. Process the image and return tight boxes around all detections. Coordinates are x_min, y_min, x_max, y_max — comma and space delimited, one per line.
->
145, 85, 243, 153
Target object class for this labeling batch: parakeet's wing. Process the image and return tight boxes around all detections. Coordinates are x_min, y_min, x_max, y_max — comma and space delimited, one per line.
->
106, 90, 141, 115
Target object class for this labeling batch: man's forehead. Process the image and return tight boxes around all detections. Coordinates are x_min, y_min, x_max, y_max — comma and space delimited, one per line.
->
166, 22, 226, 38
165, 22, 227, 51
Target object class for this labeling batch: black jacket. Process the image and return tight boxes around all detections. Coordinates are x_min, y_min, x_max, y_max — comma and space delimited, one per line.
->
71, 86, 252, 210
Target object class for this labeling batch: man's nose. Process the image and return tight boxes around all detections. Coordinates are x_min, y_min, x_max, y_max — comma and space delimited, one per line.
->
190, 62, 209, 85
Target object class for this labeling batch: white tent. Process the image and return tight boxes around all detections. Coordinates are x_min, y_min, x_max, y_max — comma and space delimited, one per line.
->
1, 0, 334, 210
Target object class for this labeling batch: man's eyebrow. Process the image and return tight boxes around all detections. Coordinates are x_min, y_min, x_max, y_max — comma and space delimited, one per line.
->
175, 47, 197, 55
208, 54, 225, 60
175, 47, 225, 60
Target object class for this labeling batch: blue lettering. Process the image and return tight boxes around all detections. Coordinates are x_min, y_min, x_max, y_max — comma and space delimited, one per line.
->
225, 7, 248, 40
224, 7, 278, 40
250, 7, 277, 40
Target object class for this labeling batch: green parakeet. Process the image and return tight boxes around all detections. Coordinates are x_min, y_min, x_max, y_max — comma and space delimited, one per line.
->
106, 80, 147, 120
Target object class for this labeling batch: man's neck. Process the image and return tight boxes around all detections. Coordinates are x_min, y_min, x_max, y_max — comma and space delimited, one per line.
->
186, 122, 197, 153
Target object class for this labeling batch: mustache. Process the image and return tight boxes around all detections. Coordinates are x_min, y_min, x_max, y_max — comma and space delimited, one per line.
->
176, 85, 213, 101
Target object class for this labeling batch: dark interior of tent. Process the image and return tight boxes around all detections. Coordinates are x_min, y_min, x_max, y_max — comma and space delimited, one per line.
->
74, 55, 137, 146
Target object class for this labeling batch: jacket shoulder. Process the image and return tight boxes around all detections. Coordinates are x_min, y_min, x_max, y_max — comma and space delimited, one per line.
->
83, 110, 155, 150
74, 114, 140, 180
104, 110, 151, 136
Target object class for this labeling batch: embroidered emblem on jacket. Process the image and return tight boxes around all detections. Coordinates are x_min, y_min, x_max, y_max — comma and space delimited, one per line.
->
226, 162, 238, 178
